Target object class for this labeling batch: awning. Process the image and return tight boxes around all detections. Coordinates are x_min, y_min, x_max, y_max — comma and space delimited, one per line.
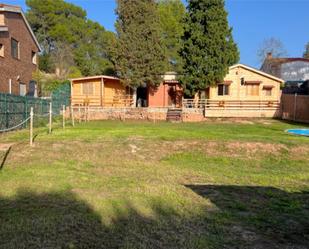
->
245, 81, 262, 84
263, 85, 275, 89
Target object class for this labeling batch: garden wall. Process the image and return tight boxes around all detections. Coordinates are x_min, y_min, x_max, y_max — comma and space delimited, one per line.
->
71, 107, 206, 123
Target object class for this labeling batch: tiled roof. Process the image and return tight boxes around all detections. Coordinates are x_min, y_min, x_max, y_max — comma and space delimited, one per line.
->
0, 3, 41, 51
265, 58, 309, 64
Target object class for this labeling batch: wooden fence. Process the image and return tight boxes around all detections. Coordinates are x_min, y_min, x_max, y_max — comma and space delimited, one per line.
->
281, 94, 309, 123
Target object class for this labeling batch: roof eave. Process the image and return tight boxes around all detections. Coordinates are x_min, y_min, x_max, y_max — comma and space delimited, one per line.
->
230, 63, 285, 83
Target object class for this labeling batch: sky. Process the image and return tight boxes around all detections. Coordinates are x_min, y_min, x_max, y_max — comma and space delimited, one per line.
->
8, 0, 309, 68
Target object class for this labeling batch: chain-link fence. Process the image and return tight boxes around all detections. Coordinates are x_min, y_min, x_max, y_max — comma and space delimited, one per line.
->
0, 83, 71, 131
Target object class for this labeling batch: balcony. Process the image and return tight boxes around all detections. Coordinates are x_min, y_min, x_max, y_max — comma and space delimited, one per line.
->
0, 25, 8, 32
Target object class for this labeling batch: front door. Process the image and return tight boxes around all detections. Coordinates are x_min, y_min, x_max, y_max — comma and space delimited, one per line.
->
168, 85, 177, 107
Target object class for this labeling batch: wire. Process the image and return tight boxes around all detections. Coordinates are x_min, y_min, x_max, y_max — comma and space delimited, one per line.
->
0, 117, 31, 133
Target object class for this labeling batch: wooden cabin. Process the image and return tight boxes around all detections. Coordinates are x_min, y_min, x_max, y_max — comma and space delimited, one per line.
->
71, 75, 133, 107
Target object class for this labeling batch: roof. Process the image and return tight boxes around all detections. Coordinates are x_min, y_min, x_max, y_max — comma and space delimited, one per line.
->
230, 63, 284, 83
70, 75, 120, 82
264, 57, 309, 65
0, 3, 41, 51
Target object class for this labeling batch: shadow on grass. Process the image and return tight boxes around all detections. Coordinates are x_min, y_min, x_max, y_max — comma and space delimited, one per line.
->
0, 188, 308, 249
0, 146, 12, 170
0, 190, 216, 249
186, 184, 309, 248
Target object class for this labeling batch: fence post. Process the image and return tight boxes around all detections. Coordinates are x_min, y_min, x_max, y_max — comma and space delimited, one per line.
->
49, 102, 52, 134
30, 107, 33, 147
5, 94, 9, 129
293, 93, 297, 121
71, 105, 75, 127
62, 105, 66, 129
78, 104, 81, 123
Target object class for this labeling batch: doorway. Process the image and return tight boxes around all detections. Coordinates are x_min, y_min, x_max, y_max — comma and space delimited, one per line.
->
136, 87, 148, 107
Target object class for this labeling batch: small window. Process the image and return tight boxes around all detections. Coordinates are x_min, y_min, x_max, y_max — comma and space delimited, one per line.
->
32, 51, 37, 64
263, 86, 273, 96
246, 84, 259, 96
0, 44, 4, 57
82, 83, 94, 95
19, 83, 26, 96
11, 38, 19, 59
218, 84, 229, 96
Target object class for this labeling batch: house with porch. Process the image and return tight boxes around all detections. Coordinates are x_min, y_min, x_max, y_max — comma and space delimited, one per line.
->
70, 75, 133, 107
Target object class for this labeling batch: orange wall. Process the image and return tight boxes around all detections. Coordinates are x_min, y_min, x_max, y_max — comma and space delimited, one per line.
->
148, 83, 183, 107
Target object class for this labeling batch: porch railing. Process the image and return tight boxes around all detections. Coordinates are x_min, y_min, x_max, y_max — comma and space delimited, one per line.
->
182, 99, 280, 110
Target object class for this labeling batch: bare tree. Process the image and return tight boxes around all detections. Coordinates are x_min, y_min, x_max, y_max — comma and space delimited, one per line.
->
257, 37, 288, 63
304, 42, 309, 59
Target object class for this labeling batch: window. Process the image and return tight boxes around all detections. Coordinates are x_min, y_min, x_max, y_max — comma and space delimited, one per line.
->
246, 84, 259, 96
263, 86, 273, 96
11, 38, 19, 59
0, 44, 3, 57
82, 83, 94, 95
19, 83, 26, 96
32, 51, 37, 64
218, 84, 229, 96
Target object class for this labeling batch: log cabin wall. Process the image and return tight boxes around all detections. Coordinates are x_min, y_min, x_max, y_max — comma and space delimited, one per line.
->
71, 76, 131, 107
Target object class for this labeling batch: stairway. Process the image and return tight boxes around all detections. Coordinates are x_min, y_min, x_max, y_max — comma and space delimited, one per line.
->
166, 108, 183, 122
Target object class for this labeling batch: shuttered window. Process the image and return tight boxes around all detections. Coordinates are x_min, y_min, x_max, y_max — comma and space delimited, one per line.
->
246, 84, 259, 96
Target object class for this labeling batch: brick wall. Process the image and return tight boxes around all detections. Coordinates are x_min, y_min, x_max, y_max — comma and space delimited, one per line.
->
0, 11, 39, 95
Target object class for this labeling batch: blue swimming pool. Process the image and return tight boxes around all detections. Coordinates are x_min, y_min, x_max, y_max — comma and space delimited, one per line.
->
286, 129, 309, 137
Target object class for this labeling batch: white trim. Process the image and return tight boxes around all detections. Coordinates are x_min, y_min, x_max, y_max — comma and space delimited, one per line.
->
8, 78, 11, 94
0, 4, 41, 51
230, 64, 284, 83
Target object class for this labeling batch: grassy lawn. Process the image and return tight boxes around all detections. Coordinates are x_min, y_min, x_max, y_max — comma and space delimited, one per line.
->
0, 119, 308, 249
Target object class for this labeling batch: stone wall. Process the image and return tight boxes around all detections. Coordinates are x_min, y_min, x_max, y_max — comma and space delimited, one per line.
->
70, 107, 207, 123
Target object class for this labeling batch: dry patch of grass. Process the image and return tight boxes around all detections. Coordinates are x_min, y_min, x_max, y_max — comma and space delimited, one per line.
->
0, 120, 308, 249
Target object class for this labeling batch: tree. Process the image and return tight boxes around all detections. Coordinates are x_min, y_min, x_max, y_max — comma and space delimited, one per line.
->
304, 43, 309, 59
257, 37, 287, 63
180, 0, 239, 96
113, 0, 167, 88
157, 0, 186, 72
26, 0, 115, 76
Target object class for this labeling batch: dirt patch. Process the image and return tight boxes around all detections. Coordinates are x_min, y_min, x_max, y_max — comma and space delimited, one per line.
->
0, 143, 14, 151
289, 146, 309, 160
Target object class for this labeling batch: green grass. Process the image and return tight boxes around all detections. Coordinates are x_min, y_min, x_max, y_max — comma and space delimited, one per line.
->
0, 119, 308, 248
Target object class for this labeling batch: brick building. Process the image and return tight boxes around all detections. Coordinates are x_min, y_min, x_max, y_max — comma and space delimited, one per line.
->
0, 3, 40, 96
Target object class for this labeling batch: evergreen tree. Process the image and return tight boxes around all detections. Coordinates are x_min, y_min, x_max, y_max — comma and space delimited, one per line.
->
157, 0, 186, 72
114, 0, 166, 88
180, 0, 239, 96
304, 43, 309, 59
26, 0, 115, 76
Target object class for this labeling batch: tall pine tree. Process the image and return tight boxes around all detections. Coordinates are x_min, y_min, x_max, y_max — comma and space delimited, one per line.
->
180, 0, 239, 96
158, 0, 186, 72
114, 0, 166, 88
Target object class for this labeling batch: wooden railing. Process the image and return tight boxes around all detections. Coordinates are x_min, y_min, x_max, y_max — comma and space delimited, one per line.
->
72, 95, 133, 107
183, 99, 280, 110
